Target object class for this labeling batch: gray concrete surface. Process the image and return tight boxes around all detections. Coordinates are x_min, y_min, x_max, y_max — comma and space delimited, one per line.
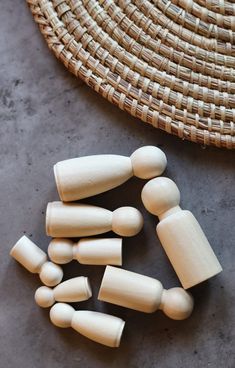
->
0, 1, 235, 367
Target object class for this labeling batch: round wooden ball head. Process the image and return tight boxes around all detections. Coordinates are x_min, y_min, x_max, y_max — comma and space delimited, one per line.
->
112, 207, 143, 236
160, 288, 193, 320
35, 286, 55, 308
50, 303, 75, 328
48, 239, 74, 264
141, 177, 180, 218
130, 146, 167, 179
39, 262, 63, 287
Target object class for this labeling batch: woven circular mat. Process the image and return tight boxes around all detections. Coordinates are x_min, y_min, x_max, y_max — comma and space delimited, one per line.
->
27, 0, 235, 149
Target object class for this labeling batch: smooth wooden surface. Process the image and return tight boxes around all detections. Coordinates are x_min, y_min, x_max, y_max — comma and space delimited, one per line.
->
54, 155, 132, 201
54, 146, 166, 201
10, 235, 47, 274
48, 238, 123, 265
142, 177, 222, 288
10, 235, 63, 286
46, 202, 143, 237
35, 277, 92, 308
98, 266, 194, 319
157, 210, 222, 289
50, 303, 125, 347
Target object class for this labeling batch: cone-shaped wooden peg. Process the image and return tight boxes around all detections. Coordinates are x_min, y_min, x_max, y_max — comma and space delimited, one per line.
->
50, 303, 125, 347
54, 146, 167, 201
35, 276, 92, 308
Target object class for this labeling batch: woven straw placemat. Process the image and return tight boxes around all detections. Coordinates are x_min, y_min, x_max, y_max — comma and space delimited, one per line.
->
27, 0, 235, 149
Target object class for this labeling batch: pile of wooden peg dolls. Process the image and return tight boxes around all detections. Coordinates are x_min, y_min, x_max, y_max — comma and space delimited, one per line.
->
10, 146, 222, 348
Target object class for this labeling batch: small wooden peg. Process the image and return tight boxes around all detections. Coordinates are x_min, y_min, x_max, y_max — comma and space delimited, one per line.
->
50, 303, 125, 347
10, 235, 63, 286
35, 276, 92, 308
48, 238, 122, 265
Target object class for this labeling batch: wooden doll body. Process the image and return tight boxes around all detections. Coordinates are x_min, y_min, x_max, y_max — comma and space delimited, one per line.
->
54, 146, 167, 201
48, 238, 122, 266
46, 202, 143, 237
10, 235, 63, 286
141, 177, 222, 289
157, 209, 222, 289
54, 155, 132, 201
98, 266, 194, 320
35, 276, 92, 307
50, 303, 125, 347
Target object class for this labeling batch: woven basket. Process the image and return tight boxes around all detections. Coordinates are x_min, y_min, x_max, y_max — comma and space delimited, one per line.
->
27, 0, 235, 149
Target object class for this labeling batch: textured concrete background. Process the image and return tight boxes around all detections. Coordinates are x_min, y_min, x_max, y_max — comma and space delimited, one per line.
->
1, 2, 235, 367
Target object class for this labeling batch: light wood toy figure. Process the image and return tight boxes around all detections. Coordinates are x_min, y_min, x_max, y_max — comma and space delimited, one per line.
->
48, 238, 122, 266
46, 202, 143, 238
10, 235, 63, 286
54, 146, 167, 201
50, 303, 125, 347
35, 276, 92, 308
141, 177, 222, 289
98, 266, 194, 320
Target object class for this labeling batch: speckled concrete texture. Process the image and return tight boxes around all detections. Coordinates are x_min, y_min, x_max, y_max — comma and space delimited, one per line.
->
0, 2, 235, 368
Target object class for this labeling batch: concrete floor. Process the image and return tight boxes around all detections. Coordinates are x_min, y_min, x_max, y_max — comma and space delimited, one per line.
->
1, 1, 235, 367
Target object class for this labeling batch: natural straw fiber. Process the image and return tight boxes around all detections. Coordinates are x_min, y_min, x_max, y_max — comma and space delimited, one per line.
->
27, 0, 235, 148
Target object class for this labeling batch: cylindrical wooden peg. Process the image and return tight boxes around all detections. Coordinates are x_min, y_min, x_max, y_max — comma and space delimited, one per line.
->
46, 202, 143, 237
48, 238, 122, 265
10, 235, 63, 286
141, 177, 222, 289
98, 266, 194, 320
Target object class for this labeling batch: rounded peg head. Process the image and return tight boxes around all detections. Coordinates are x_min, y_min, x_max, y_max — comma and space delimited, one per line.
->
39, 261, 63, 287
160, 288, 194, 320
130, 146, 167, 179
35, 286, 55, 308
112, 207, 143, 237
48, 238, 74, 264
50, 303, 75, 328
141, 177, 180, 217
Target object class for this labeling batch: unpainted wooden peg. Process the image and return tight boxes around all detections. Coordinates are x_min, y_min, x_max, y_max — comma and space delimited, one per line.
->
10, 235, 63, 286
35, 276, 92, 308
46, 202, 143, 238
48, 238, 122, 265
98, 266, 194, 320
50, 303, 125, 347
141, 177, 222, 289
54, 146, 167, 201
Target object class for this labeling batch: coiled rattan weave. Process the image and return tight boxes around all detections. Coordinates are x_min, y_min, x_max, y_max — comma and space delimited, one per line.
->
27, 0, 235, 148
